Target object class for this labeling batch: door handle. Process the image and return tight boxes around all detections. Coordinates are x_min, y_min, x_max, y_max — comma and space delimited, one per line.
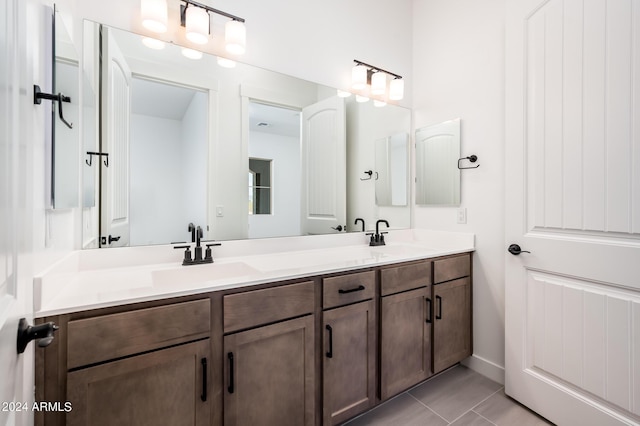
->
331, 225, 344, 232
435, 296, 443, 320
325, 324, 333, 358
17, 319, 58, 354
227, 352, 235, 394
508, 244, 530, 255
426, 298, 432, 323
201, 358, 207, 402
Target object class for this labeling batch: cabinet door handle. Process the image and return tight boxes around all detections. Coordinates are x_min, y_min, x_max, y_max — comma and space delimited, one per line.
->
338, 285, 365, 294
426, 298, 432, 323
326, 324, 333, 358
227, 352, 235, 394
201, 358, 207, 402
436, 295, 443, 320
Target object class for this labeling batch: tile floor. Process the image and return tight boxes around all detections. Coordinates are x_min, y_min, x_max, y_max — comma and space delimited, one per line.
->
344, 365, 554, 426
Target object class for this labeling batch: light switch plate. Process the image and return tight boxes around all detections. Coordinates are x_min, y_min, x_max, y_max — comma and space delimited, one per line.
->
457, 207, 467, 224
216, 206, 224, 217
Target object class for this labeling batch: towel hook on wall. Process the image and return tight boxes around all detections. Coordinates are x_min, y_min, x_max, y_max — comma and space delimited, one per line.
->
33, 84, 73, 129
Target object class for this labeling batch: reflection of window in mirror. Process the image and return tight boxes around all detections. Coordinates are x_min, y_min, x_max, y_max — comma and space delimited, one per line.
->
249, 158, 272, 215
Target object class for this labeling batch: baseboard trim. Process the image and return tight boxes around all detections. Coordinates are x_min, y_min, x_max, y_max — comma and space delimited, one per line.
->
462, 354, 505, 385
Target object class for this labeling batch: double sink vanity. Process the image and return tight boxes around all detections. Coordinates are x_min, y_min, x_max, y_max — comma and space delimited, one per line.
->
34, 229, 474, 425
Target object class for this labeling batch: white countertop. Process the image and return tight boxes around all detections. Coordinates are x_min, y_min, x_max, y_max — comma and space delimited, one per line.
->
34, 229, 474, 317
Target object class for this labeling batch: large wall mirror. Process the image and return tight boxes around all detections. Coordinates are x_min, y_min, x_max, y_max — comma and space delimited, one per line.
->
82, 21, 411, 248
415, 118, 461, 206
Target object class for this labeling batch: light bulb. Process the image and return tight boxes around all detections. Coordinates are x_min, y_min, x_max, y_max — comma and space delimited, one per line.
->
352, 64, 367, 90
389, 78, 404, 101
141, 0, 168, 33
225, 20, 246, 55
185, 6, 209, 45
371, 72, 386, 96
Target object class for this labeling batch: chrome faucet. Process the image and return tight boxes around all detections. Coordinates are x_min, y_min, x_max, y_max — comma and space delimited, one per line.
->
368, 219, 389, 246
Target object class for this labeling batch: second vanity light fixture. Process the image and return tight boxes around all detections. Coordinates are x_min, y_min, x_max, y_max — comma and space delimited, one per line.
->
350, 59, 404, 102
140, 0, 246, 55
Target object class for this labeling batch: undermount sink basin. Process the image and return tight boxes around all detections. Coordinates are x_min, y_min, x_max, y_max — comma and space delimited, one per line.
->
151, 262, 259, 286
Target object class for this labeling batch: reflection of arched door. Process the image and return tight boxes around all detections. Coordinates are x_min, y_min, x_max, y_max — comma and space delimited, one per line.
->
100, 26, 131, 247
301, 96, 346, 235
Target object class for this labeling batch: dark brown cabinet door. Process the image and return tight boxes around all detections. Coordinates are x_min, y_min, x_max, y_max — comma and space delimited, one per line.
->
224, 315, 315, 426
66, 339, 211, 426
323, 300, 376, 425
380, 286, 432, 399
433, 277, 472, 373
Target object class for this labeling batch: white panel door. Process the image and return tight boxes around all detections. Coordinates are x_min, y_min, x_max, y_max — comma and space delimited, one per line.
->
505, 1, 640, 425
301, 96, 346, 234
1, 0, 40, 423
100, 27, 131, 247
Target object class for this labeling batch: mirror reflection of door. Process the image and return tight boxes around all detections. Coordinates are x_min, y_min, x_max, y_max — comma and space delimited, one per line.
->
100, 27, 131, 247
415, 118, 461, 206
99, 28, 209, 247
301, 96, 347, 235
247, 102, 301, 239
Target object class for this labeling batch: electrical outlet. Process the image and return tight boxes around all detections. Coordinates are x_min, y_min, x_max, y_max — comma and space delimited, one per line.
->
457, 207, 467, 224
216, 206, 224, 217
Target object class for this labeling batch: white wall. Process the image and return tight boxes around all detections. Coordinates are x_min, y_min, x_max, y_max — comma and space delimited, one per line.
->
130, 91, 208, 245
412, 0, 506, 382
248, 131, 301, 238
181, 91, 208, 233
130, 114, 183, 245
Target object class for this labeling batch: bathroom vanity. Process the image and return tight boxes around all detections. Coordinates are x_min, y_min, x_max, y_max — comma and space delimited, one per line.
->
34, 230, 473, 426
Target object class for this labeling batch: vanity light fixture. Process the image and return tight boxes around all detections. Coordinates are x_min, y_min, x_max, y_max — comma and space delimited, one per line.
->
141, 0, 168, 33
389, 78, 404, 101
351, 59, 404, 101
179, 0, 246, 54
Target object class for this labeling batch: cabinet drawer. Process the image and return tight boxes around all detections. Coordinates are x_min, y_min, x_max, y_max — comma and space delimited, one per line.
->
433, 254, 471, 284
380, 261, 431, 296
224, 281, 314, 333
323, 271, 375, 309
67, 299, 210, 369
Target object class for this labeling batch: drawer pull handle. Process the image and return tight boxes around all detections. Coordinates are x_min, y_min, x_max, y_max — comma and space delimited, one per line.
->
227, 352, 235, 394
338, 285, 365, 294
436, 295, 443, 320
426, 298, 432, 323
326, 324, 333, 358
201, 358, 207, 402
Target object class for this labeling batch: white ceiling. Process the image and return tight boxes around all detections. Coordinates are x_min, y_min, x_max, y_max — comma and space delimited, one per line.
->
249, 102, 300, 138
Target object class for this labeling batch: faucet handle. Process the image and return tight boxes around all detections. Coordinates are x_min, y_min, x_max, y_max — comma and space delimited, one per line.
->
204, 242, 221, 262
174, 245, 193, 264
